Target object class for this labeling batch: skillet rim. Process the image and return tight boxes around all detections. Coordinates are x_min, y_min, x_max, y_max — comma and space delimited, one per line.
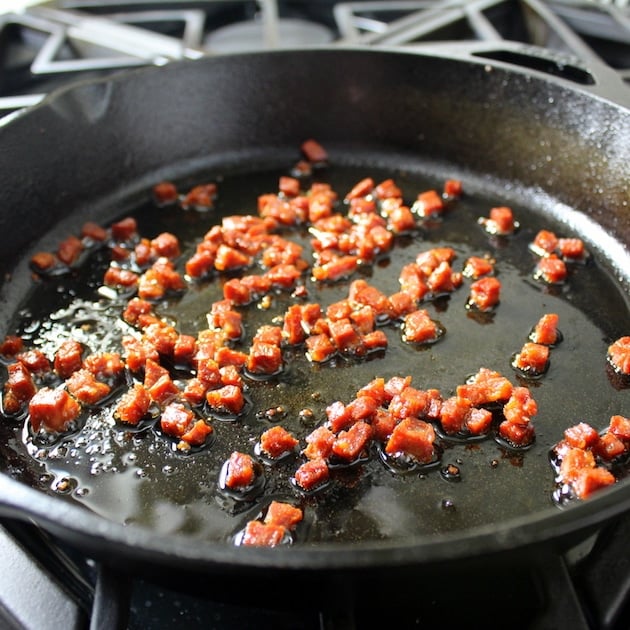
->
0, 45, 628, 573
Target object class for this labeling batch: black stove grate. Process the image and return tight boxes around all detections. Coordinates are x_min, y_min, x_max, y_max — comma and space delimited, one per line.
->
0, 0, 628, 117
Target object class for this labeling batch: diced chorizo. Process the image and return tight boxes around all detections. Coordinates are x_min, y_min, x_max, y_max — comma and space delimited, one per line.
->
312, 255, 359, 283
345, 177, 374, 201
607, 337, 630, 375
385, 417, 436, 463
402, 309, 441, 344
57, 235, 84, 266
122, 335, 159, 372
608, 415, 630, 442
54, 339, 84, 379
456, 368, 513, 406
413, 190, 444, 217
530, 230, 558, 256
558, 237, 585, 261
246, 341, 282, 376
301, 139, 328, 163
439, 396, 471, 435
372, 408, 397, 442
180, 419, 213, 447
503, 386, 538, 425
0, 335, 24, 357
151, 232, 181, 259
572, 467, 615, 499
160, 401, 195, 438
30, 251, 57, 271
185, 247, 216, 279
223, 451, 258, 489
122, 297, 154, 327
81, 221, 108, 241
375, 178, 402, 200
114, 383, 151, 425
65, 369, 111, 405
173, 334, 197, 367
529, 313, 560, 346
264, 501, 303, 530
592, 432, 626, 461
563, 422, 600, 450
104, 266, 139, 289
479, 206, 516, 235
468, 276, 501, 311
206, 384, 244, 415
293, 458, 329, 492
241, 520, 286, 547
466, 406, 493, 435
181, 183, 217, 210
153, 181, 179, 205
384, 375, 412, 401
534, 255, 567, 284
260, 425, 299, 459
443, 179, 462, 198
303, 426, 336, 460
17, 349, 51, 375
305, 333, 337, 363
214, 347, 248, 369
498, 418, 535, 447
329, 319, 363, 355
111, 217, 138, 242
29, 387, 81, 433
462, 256, 494, 279
511, 342, 549, 376
389, 386, 429, 421
182, 378, 208, 406
362, 330, 388, 353
3, 362, 36, 414
144, 359, 179, 405
332, 421, 373, 462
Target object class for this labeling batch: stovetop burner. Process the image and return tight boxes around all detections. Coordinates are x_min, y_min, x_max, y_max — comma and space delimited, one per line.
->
0, 2, 629, 629
0, 0, 628, 118
2, 514, 630, 629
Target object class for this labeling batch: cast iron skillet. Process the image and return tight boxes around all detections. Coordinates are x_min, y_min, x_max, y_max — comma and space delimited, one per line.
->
0, 45, 628, 582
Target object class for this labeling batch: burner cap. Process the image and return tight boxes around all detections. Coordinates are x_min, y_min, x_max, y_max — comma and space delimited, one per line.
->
203, 18, 334, 53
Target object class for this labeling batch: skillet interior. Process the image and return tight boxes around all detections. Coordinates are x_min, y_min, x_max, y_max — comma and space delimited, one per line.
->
0, 47, 628, 575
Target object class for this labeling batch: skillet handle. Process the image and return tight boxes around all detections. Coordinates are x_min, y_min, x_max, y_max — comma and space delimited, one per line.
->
403, 40, 630, 108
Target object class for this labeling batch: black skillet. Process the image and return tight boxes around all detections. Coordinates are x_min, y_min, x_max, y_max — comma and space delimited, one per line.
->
0, 45, 628, 585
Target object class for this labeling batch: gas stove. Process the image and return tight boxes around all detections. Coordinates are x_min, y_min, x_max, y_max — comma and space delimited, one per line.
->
0, 2, 629, 629
0, 0, 629, 119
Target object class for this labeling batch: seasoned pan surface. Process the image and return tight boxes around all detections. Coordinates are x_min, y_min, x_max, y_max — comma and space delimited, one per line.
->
0, 48, 628, 571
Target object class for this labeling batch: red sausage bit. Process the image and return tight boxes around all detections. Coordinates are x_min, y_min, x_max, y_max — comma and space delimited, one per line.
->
152, 181, 179, 206
300, 138, 328, 164
28, 386, 82, 434
113, 383, 151, 426
220, 451, 264, 497
2, 362, 36, 416
497, 386, 537, 448
258, 425, 299, 460
533, 254, 567, 285
478, 206, 518, 236
511, 342, 550, 377
401, 309, 444, 345
239, 501, 304, 547
607, 336, 630, 376
529, 313, 561, 346
551, 418, 624, 501
160, 401, 213, 450
293, 458, 330, 493
467, 276, 501, 312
